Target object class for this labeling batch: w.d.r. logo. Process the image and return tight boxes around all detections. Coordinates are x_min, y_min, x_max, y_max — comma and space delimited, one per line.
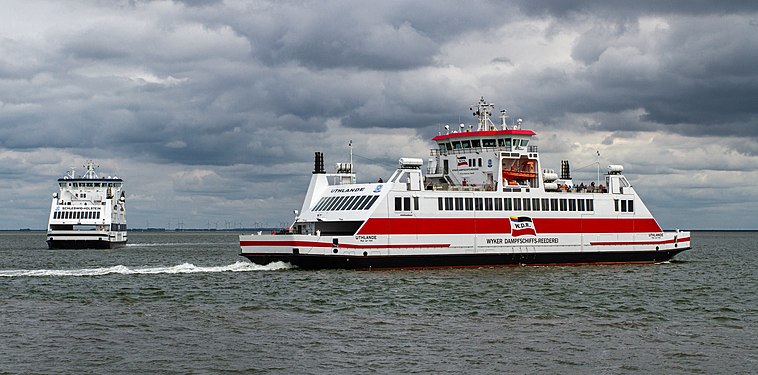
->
510, 216, 537, 237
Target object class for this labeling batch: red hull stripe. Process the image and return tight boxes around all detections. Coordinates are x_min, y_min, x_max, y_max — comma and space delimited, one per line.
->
239, 240, 450, 249
590, 236, 690, 246
357, 217, 662, 235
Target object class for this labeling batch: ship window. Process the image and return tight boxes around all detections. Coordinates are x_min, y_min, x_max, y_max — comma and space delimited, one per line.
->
333, 196, 350, 211
317, 197, 332, 211
620, 200, 627, 212
474, 198, 483, 211
478, 158, 482, 167
343, 195, 363, 210
614, 199, 619, 212
438, 197, 444, 211
327, 196, 343, 211
439, 144, 447, 153
471, 140, 481, 148
550, 199, 558, 211
403, 197, 411, 211
482, 139, 496, 147
445, 197, 454, 211
465, 198, 473, 211
514, 198, 522, 211
345, 196, 362, 210
97, 212, 101, 219
504, 198, 512, 211
59, 183, 65, 187
324, 197, 340, 211
578, 199, 585, 211
541, 198, 549, 211
513, 139, 521, 148
312, 197, 328, 211
361, 195, 379, 210
347, 196, 364, 211
340, 197, 356, 211
559, 199, 567, 211
414, 197, 419, 211
468, 159, 474, 167
462, 140, 471, 148
586, 199, 594, 211
455, 197, 463, 211
532, 198, 540, 211
452, 141, 462, 149
504, 139, 511, 148
569, 199, 577, 211
395, 197, 402, 211
340, 196, 355, 210
494, 198, 502, 211
521, 198, 529, 211
485, 198, 493, 211
521, 140, 529, 147
627, 200, 634, 212
321, 197, 337, 211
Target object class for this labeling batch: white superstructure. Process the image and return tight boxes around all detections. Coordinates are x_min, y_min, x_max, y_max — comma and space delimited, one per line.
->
46, 161, 127, 249
240, 98, 691, 269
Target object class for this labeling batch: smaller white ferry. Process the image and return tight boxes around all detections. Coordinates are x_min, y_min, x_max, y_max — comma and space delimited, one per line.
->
46, 161, 127, 249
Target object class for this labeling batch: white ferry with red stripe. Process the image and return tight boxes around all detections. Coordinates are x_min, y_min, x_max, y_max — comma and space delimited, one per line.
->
240, 98, 690, 269
46, 161, 127, 249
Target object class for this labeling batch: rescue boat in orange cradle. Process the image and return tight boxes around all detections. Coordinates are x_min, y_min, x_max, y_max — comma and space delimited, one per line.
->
239, 97, 691, 269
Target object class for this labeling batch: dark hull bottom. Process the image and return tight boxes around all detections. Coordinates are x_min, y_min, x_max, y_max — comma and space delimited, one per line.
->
242, 248, 689, 270
47, 240, 127, 250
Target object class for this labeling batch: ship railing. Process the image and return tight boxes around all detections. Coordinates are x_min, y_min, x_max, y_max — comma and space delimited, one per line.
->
431, 184, 497, 192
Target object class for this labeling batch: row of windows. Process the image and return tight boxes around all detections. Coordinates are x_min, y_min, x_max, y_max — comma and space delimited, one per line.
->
60, 182, 122, 188
312, 195, 379, 212
441, 138, 529, 151
615, 199, 634, 212
53, 211, 101, 220
395, 196, 420, 211
436, 197, 595, 212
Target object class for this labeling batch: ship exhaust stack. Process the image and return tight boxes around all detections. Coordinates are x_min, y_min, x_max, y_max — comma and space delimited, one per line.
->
313, 152, 325, 174
560, 160, 571, 180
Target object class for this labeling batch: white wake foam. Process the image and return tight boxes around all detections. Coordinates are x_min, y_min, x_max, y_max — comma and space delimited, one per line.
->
0, 261, 292, 277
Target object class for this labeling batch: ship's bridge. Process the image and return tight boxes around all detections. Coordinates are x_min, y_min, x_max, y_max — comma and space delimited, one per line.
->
425, 97, 542, 192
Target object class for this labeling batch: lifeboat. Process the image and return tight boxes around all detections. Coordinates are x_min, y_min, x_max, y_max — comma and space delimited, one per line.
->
502, 160, 536, 180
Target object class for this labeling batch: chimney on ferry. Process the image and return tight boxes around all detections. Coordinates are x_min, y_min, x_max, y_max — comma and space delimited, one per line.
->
560, 160, 571, 180
313, 152, 325, 174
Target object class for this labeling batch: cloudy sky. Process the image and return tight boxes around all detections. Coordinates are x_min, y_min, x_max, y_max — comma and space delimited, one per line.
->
1, 0, 756, 230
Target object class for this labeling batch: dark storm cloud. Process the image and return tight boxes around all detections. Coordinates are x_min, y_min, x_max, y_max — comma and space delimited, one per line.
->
505, 13, 758, 139
211, 0, 513, 71
516, 0, 758, 18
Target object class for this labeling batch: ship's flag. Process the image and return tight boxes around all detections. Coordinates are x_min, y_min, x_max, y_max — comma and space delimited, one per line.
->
510, 216, 537, 237
456, 155, 468, 166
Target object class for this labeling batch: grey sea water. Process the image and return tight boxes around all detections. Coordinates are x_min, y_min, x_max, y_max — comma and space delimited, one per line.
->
0, 231, 755, 374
